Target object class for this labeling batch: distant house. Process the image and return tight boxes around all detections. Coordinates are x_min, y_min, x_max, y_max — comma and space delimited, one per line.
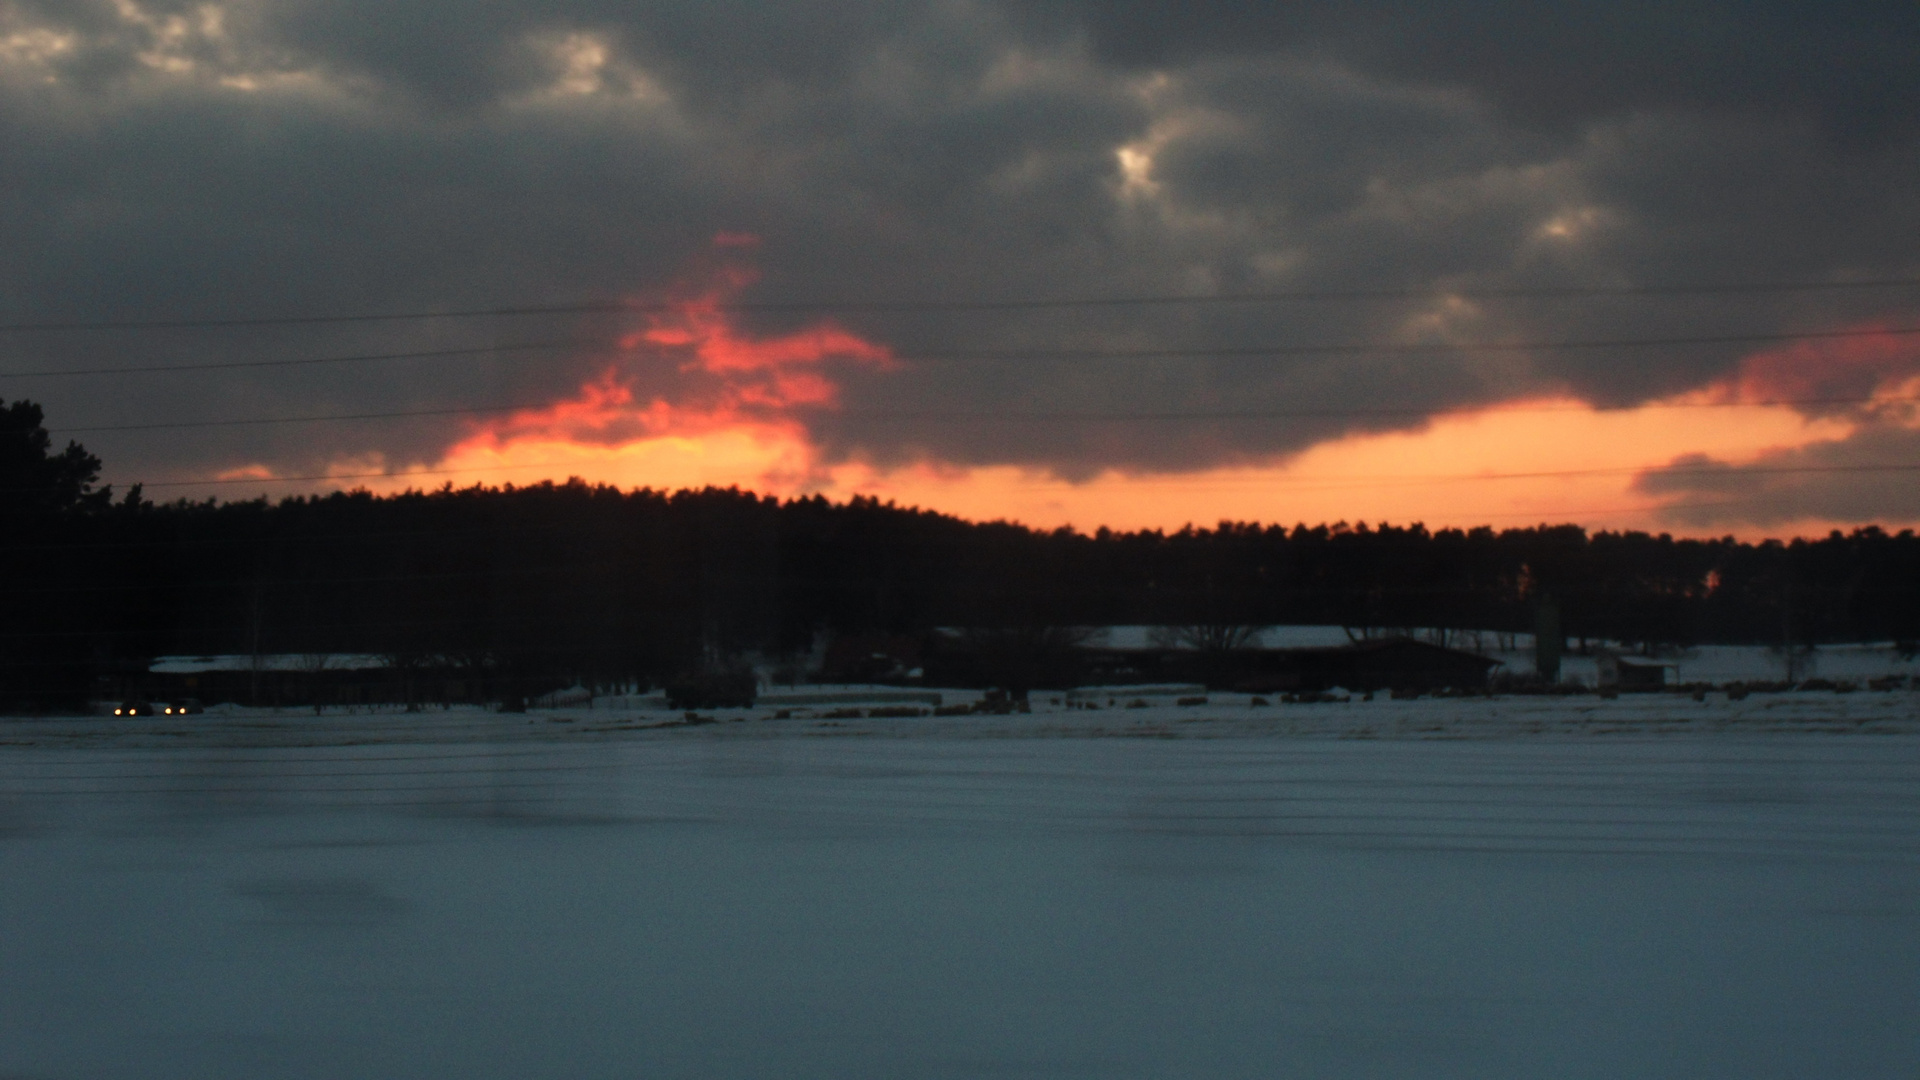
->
1596, 650, 1675, 690
928, 627, 1501, 694
820, 634, 924, 684
141, 654, 436, 707
138, 653, 575, 710
1198, 638, 1501, 694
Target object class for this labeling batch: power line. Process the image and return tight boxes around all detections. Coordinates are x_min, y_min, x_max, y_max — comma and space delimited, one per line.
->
4, 277, 1919, 332
130, 460, 588, 488
828, 396, 1919, 422
1425, 462, 1920, 483
57, 404, 531, 433
1463, 499, 1754, 522
112, 459, 1920, 493
994, 462, 1920, 496
11, 324, 1920, 381
997, 462, 1920, 495
0, 339, 594, 379
41, 391, 1920, 436
900, 326, 1920, 362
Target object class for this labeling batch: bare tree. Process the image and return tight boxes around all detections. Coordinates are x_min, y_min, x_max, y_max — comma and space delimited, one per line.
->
954, 625, 1098, 700
1152, 624, 1269, 653
298, 652, 331, 714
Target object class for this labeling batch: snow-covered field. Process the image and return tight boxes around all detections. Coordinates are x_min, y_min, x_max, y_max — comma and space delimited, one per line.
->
1092, 629, 1920, 687
20, 680, 1920, 749
1483, 639, 1920, 686
3, 698, 1917, 1079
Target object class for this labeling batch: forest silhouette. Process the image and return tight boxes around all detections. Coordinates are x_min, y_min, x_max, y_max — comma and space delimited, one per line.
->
6, 398, 1919, 709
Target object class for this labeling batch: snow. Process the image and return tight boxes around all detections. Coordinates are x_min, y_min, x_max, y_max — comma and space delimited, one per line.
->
1066, 683, 1209, 702
1096, 624, 1358, 650
1068, 629, 1919, 688
143, 640, 1920, 692
148, 653, 391, 674
3, 698, 1917, 1079
1488, 640, 1920, 685
757, 686, 946, 707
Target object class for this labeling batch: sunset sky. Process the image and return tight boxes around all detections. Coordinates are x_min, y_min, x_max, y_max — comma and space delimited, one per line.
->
3, 1, 1917, 537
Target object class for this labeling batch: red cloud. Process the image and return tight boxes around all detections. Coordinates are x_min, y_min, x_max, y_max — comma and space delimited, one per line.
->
460, 266, 893, 453
1709, 323, 1920, 405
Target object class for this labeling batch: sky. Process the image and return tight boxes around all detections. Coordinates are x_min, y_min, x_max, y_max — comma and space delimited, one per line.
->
1, 0, 1917, 537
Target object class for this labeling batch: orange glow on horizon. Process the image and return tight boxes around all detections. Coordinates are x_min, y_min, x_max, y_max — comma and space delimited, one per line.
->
210, 286, 1920, 540
317, 391, 1874, 540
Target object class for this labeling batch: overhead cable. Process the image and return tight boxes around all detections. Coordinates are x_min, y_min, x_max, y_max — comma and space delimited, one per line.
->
40, 391, 1920, 435
10, 324, 1919, 380
0, 339, 593, 379
3, 276, 1919, 332
108, 459, 1920, 492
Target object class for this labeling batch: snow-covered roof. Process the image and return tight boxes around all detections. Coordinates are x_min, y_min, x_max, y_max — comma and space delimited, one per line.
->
1479, 641, 1919, 684
1092, 625, 1361, 650
149, 654, 391, 674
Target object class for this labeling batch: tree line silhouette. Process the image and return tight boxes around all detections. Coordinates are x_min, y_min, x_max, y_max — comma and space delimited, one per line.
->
6, 397, 1919, 709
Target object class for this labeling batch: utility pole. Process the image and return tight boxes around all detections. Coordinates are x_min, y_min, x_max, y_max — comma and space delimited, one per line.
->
1782, 584, 1798, 683
248, 575, 265, 707
1534, 594, 1562, 682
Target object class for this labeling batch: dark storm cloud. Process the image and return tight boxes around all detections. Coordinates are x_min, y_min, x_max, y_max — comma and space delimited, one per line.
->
1636, 419, 1920, 528
1029, 1, 1920, 141
1, 0, 1917, 518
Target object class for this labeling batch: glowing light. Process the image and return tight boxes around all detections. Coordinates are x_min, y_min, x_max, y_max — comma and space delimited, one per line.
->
1534, 206, 1606, 242
1115, 145, 1158, 198
515, 29, 670, 107
548, 32, 609, 96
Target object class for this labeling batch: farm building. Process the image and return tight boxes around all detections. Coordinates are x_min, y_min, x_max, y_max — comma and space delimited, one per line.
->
920, 627, 1502, 694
